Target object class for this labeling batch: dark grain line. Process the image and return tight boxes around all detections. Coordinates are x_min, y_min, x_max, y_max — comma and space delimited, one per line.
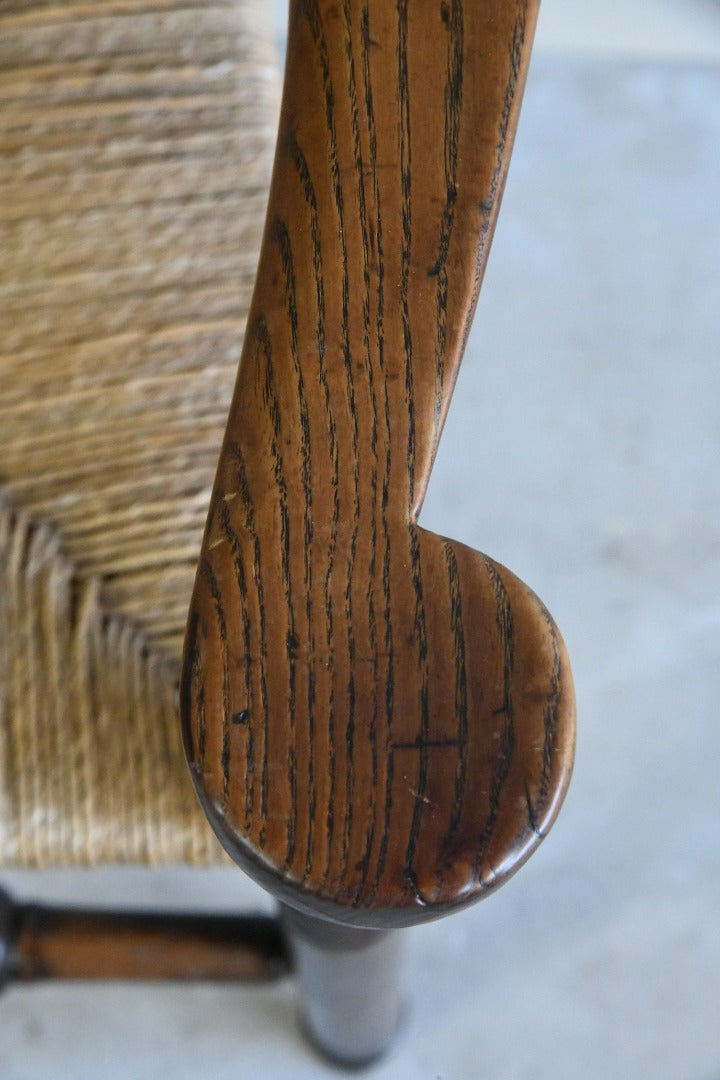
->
359, 0, 396, 902
440, 541, 468, 871
217, 493, 255, 829
200, 557, 230, 801
254, 316, 298, 869
532, 594, 562, 827
227, 440, 269, 844
473, 558, 516, 878
272, 217, 314, 873
271, 220, 314, 562
341, 0, 381, 891
371, 521, 395, 899
304, 0, 362, 880
430, 0, 463, 450
404, 525, 430, 905
393, 737, 464, 750
288, 134, 338, 883
525, 782, 542, 838
180, 610, 202, 766
302, 1, 362, 477
395, 0, 431, 904
396, 0, 415, 513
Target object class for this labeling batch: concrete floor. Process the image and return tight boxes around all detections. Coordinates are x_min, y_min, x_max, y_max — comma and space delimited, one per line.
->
535, 0, 720, 59
3, 9, 720, 1080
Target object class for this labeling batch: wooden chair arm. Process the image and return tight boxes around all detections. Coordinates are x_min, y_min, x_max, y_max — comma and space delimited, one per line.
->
182, 0, 574, 930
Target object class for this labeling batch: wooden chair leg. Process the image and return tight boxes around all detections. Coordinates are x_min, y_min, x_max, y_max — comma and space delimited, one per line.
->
180, 0, 575, 1065
282, 905, 404, 1066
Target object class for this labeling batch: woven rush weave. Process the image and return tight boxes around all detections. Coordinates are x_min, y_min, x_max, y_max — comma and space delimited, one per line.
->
0, 0, 279, 865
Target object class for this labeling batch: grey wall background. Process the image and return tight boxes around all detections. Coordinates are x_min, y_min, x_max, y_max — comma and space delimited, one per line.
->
3, 4, 720, 1079
269, 0, 720, 59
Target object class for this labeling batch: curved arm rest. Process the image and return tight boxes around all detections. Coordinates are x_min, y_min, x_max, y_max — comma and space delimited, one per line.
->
181, 0, 575, 932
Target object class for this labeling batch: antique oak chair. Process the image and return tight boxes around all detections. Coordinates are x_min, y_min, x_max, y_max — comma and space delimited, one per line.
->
0, 0, 575, 1065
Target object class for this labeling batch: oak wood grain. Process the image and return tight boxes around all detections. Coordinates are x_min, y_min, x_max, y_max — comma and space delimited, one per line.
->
181, 0, 575, 928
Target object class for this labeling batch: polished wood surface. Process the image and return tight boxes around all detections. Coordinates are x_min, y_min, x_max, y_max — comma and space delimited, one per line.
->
181, 0, 575, 928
